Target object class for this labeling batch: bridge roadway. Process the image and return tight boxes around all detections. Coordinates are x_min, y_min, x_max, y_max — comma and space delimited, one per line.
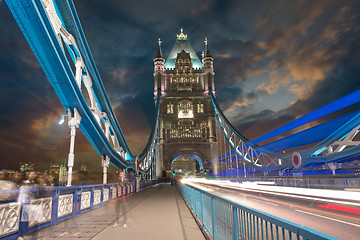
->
190, 181, 360, 240
29, 183, 204, 240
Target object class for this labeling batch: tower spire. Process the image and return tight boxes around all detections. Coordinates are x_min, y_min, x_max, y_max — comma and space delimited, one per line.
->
204, 37, 212, 58
204, 37, 208, 53
154, 38, 164, 96
155, 38, 163, 59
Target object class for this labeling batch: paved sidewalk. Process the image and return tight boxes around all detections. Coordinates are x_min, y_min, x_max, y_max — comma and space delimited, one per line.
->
33, 183, 204, 240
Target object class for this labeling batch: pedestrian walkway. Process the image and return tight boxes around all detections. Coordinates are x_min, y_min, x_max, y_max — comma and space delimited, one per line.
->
32, 183, 204, 240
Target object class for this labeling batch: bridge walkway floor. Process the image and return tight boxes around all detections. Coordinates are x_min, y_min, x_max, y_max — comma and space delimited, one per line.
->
31, 183, 204, 240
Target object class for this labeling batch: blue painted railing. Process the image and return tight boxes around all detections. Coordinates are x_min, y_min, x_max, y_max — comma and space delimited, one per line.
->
178, 183, 338, 240
0, 180, 153, 240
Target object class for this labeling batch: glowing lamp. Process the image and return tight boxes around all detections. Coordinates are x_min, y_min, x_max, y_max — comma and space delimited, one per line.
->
58, 114, 66, 125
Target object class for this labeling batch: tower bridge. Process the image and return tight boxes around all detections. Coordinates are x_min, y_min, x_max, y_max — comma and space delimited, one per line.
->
2, 0, 360, 239
4, 0, 360, 181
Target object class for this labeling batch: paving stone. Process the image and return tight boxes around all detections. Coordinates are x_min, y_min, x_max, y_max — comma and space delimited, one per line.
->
34, 184, 204, 240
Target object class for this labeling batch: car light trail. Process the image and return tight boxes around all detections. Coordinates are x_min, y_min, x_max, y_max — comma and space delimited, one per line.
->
295, 210, 360, 228
181, 177, 360, 223
181, 177, 360, 205
317, 204, 360, 215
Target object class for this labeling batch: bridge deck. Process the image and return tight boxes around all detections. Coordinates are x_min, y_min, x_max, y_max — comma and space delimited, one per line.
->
32, 183, 204, 240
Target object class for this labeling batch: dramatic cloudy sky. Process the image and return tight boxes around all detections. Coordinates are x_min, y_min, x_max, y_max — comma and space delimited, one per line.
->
0, 0, 359, 171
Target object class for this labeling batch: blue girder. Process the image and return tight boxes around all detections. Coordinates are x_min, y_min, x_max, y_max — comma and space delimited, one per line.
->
53, 0, 133, 156
5, 0, 133, 169
210, 88, 360, 170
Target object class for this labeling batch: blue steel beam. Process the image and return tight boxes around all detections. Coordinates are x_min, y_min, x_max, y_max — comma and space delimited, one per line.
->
138, 91, 160, 161
5, 0, 132, 169
250, 89, 360, 145
257, 110, 360, 154
211, 88, 360, 171
53, 0, 133, 156
210, 91, 252, 144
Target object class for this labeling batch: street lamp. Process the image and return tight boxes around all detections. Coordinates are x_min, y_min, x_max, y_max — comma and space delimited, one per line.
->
58, 114, 66, 125
59, 108, 81, 186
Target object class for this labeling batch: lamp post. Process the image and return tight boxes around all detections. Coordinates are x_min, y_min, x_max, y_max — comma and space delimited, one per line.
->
243, 162, 247, 178
102, 155, 110, 184
59, 108, 81, 186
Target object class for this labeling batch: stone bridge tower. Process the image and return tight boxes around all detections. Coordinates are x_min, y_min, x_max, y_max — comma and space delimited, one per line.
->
154, 29, 218, 178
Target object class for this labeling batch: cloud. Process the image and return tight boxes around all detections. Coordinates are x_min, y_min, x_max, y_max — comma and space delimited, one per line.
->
256, 71, 290, 96
110, 68, 128, 86
1, 0, 360, 171
31, 113, 70, 149
249, 1, 359, 103
213, 0, 360, 144
256, 0, 285, 28
190, 1, 212, 18
245, 69, 266, 78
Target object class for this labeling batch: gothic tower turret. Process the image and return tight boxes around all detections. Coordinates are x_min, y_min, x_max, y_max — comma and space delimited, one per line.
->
202, 38, 215, 94
154, 38, 165, 98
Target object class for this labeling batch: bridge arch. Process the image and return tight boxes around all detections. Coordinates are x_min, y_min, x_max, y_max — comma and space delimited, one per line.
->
171, 153, 203, 174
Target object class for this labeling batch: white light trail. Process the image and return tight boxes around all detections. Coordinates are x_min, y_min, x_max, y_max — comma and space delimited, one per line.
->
181, 177, 360, 207
295, 210, 360, 227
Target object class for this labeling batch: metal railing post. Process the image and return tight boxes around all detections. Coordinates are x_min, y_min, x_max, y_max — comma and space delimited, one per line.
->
74, 188, 79, 215
101, 185, 104, 205
52, 189, 59, 225
345, 179, 348, 189
201, 192, 204, 224
90, 187, 94, 210
212, 197, 216, 239
233, 206, 239, 240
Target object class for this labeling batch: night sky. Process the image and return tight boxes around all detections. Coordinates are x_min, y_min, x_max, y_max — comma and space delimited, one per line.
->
0, 0, 359, 172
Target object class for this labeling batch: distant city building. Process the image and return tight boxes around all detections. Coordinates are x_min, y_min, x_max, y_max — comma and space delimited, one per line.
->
49, 163, 61, 174
19, 162, 34, 172
48, 163, 67, 185
59, 165, 67, 185
154, 29, 218, 178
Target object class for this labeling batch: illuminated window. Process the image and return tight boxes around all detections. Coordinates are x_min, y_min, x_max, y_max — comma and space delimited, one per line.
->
167, 103, 174, 114
193, 128, 199, 137
178, 100, 193, 118
197, 103, 204, 113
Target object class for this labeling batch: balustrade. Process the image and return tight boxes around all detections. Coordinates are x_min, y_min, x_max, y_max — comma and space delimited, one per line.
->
0, 181, 140, 239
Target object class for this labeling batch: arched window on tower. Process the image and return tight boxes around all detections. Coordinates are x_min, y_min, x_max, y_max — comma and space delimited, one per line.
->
178, 100, 193, 118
